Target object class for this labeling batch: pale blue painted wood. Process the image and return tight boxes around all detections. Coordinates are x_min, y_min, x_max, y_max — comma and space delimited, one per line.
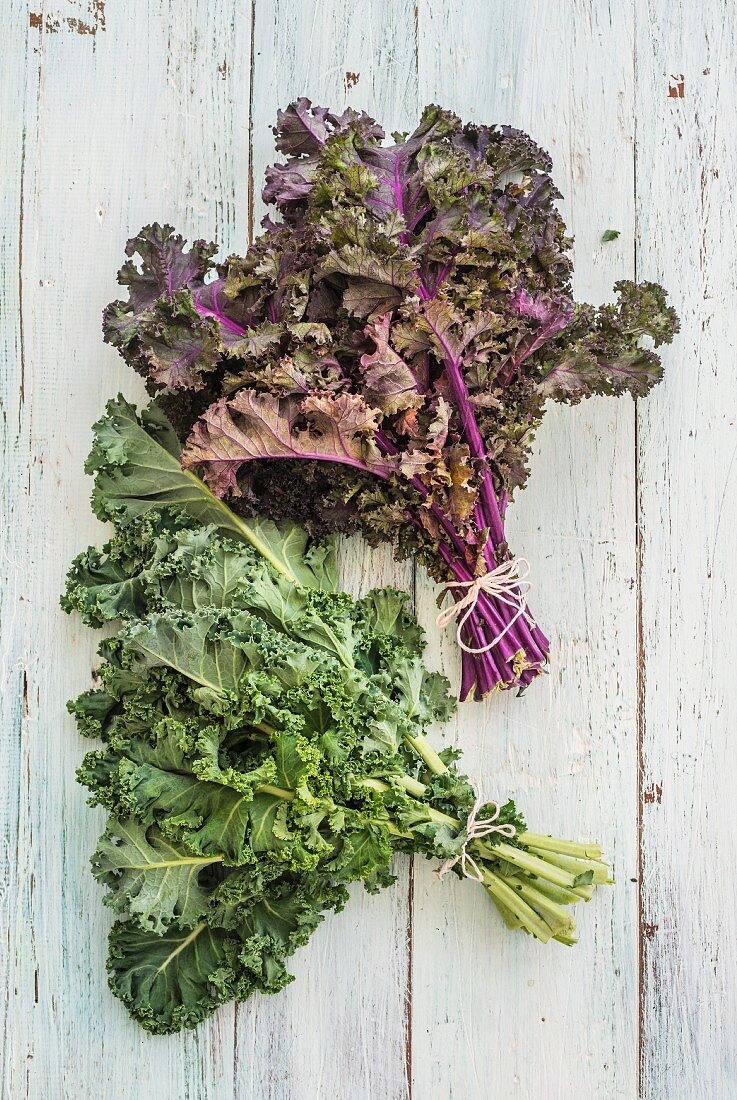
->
1, 4, 29, 1096
636, 3, 737, 1096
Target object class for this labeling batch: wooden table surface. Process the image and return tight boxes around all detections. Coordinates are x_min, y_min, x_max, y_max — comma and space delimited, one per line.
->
1, 1, 734, 1097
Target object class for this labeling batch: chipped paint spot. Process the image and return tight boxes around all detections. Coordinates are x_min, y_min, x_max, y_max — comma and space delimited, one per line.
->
668, 74, 685, 98
344, 70, 360, 92
218, 58, 228, 79
644, 783, 662, 804
29, 0, 105, 36
642, 923, 659, 941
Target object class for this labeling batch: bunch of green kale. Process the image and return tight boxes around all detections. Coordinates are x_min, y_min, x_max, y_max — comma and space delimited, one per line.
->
63, 397, 610, 1034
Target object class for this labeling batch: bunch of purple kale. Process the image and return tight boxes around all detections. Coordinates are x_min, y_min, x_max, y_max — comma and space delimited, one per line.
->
104, 100, 678, 700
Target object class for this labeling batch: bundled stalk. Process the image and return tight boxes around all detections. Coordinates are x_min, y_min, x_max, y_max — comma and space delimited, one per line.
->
104, 101, 678, 698
63, 397, 611, 1033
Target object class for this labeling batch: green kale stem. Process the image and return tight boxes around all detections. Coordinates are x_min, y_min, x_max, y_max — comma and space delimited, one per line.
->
390, 730, 611, 941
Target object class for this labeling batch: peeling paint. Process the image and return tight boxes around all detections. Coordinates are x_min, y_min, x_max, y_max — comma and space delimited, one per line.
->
29, 0, 105, 36
668, 73, 685, 98
644, 782, 663, 804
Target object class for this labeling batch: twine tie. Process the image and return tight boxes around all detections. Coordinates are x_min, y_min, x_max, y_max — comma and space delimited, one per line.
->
435, 797, 517, 883
435, 558, 535, 654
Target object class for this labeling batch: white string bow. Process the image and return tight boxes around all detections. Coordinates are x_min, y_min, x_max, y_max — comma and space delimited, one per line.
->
435, 796, 517, 883
435, 557, 535, 654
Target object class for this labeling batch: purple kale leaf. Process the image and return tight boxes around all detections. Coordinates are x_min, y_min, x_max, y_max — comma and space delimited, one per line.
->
537, 281, 680, 402
104, 225, 246, 390
182, 390, 396, 496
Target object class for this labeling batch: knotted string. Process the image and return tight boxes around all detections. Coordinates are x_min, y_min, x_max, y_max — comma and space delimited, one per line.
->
435, 796, 517, 883
435, 557, 535, 655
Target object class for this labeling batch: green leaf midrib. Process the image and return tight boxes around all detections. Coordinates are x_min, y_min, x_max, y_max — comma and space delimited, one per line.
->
116, 406, 298, 582
119, 855, 222, 871
154, 922, 207, 975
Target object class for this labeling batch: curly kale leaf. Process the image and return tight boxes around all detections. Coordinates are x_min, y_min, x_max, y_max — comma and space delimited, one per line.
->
99, 107, 677, 600
537, 280, 679, 402
65, 393, 606, 1033
92, 817, 217, 932
103, 224, 224, 389
85, 394, 339, 590
107, 920, 238, 1034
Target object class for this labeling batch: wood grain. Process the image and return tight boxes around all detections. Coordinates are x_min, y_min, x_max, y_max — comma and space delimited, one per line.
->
636, 3, 737, 1096
1, 1, 732, 1097
411, 3, 639, 1097
1, 4, 29, 1097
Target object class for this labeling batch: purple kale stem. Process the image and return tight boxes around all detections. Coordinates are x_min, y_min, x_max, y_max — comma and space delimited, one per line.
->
433, 536, 508, 682
392, 155, 409, 246
378, 429, 545, 684
475, 503, 549, 665
435, 545, 503, 684
432, 531, 530, 692
420, 312, 551, 676
433, 538, 505, 690
428, 522, 523, 686
382, 419, 544, 671
429, 262, 452, 297
421, 316, 506, 548
459, 652, 476, 702
413, 266, 505, 545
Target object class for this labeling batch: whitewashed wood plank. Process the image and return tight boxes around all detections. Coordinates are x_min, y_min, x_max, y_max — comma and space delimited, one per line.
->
1, 5, 31, 1097
237, 5, 418, 1097
411, 3, 639, 1097
636, 4, 737, 1096
9, 3, 250, 1096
